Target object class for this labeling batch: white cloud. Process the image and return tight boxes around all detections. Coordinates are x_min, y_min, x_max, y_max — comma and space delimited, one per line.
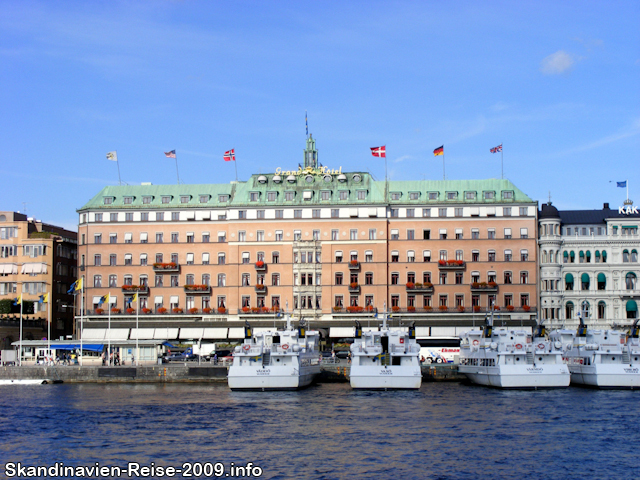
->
540, 50, 575, 75
393, 155, 412, 163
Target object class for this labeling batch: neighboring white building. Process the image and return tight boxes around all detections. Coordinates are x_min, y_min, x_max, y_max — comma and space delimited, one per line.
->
539, 201, 639, 329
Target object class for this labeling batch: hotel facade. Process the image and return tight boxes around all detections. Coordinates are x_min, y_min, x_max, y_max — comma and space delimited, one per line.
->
75, 136, 539, 343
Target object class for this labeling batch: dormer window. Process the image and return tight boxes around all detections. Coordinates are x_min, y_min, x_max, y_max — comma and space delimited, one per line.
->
339, 191, 349, 200
390, 192, 401, 200
142, 196, 153, 204
218, 194, 229, 202
409, 192, 420, 200
503, 191, 514, 199
285, 192, 295, 201
465, 191, 476, 200
123, 196, 133, 204
199, 195, 210, 203
428, 192, 438, 200
483, 191, 495, 200
180, 195, 190, 204
250, 192, 260, 201
161, 196, 172, 204
446, 192, 458, 200
267, 192, 277, 201
103, 197, 114, 205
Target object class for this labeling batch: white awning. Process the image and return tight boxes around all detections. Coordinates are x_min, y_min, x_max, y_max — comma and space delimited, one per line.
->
140, 232, 148, 241
130, 328, 155, 340
368, 208, 377, 217
124, 233, 132, 241
105, 328, 130, 341
202, 328, 228, 339
21, 263, 47, 274
486, 207, 496, 215
154, 296, 163, 304
109, 296, 117, 305
349, 208, 358, 217
169, 295, 179, 304
154, 328, 179, 340
82, 328, 106, 341
228, 327, 245, 339
439, 229, 447, 234
202, 253, 210, 262
179, 328, 204, 339
186, 253, 194, 262
0, 264, 17, 274
330, 327, 355, 338
92, 296, 102, 304
455, 228, 463, 234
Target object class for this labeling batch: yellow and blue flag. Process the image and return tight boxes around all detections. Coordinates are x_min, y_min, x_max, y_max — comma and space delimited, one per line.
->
13, 295, 22, 306
132, 292, 138, 303
99, 293, 110, 305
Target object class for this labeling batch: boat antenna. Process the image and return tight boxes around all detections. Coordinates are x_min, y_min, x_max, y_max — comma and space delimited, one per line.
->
382, 302, 388, 330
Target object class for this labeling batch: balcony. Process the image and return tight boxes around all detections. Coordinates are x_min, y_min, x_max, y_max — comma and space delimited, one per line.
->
121, 285, 149, 295
184, 284, 212, 294
255, 284, 268, 294
438, 260, 466, 270
348, 261, 360, 271
153, 262, 180, 273
348, 283, 360, 293
470, 282, 499, 293
405, 282, 434, 293
240, 307, 281, 315
254, 261, 267, 272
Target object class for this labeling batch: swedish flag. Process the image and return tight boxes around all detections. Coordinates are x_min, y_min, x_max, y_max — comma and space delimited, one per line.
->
374, 353, 386, 362
249, 355, 262, 363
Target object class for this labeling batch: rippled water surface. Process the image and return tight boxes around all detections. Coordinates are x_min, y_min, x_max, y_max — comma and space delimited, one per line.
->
1, 382, 638, 480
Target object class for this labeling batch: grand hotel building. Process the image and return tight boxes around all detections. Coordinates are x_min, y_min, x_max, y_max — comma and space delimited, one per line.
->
76, 136, 539, 342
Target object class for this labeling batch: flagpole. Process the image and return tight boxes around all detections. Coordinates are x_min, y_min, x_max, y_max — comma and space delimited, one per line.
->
80, 280, 84, 366
116, 150, 122, 186
136, 294, 139, 366
175, 154, 180, 184
108, 292, 111, 366
234, 157, 238, 182
19, 294, 23, 366
501, 144, 504, 179
443, 151, 445, 180
47, 293, 51, 359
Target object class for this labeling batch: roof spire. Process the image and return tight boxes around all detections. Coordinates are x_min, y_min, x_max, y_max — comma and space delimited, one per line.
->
303, 134, 318, 169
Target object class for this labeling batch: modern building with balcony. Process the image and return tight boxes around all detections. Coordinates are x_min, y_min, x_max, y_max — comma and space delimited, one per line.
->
74, 135, 539, 344
0, 212, 77, 349
538, 201, 640, 329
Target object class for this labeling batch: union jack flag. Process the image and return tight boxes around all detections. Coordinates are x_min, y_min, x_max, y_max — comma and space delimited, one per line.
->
490, 144, 502, 153
224, 149, 235, 162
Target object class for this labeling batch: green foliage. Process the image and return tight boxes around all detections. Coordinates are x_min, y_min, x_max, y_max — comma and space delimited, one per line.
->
0, 299, 34, 314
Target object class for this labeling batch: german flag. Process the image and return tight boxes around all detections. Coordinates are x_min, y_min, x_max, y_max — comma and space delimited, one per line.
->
433, 145, 444, 156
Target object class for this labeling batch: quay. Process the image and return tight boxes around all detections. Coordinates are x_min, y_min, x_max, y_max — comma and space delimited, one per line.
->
0, 364, 464, 384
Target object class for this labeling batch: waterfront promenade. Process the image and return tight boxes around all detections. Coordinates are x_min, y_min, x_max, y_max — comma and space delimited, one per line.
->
0, 364, 464, 383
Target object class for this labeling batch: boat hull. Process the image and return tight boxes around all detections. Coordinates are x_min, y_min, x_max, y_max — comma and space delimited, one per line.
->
569, 364, 640, 388
350, 365, 422, 390
228, 366, 320, 391
0, 379, 49, 385
458, 365, 570, 389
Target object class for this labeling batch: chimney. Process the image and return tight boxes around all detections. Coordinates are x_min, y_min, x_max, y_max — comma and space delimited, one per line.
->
603, 203, 609, 209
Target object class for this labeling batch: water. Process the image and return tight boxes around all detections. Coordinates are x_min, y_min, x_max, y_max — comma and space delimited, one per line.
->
0, 382, 638, 480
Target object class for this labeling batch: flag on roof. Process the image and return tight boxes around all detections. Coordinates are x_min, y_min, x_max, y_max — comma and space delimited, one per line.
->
617, 181, 627, 188
224, 149, 235, 162
490, 144, 502, 153
370, 146, 386, 158
433, 145, 444, 156
106, 151, 117, 161
164, 150, 176, 158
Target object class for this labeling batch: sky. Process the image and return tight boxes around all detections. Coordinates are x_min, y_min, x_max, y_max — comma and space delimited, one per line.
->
1, 0, 639, 231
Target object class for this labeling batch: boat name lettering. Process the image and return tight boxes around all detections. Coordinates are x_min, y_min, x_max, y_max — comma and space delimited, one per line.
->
624, 368, 639, 374
526, 367, 544, 373
380, 370, 393, 375
256, 369, 270, 375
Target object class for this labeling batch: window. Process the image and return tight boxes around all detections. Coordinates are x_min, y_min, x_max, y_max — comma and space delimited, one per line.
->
504, 250, 512, 262
335, 296, 344, 308
335, 272, 343, 285
391, 273, 399, 285
391, 229, 399, 240
428, 192, 438, 200
409, 192, 420, 200
626, 273, 637, 290
94, 254, 101, 266
520, 228, 528, 239
110, 233, 117, 244
407, 229, 414, 240
125, 213, 133, 222
407, 250, 415, 262
465, 192, 476, 200
504, 228, 512, 239
272, 273, 280, 286
488, 250, 496, 262
357, 190, 366, 200
238, 210, 247, 219
521, 250, 529, 261
472, 250, 479, 262
331, 229, 339, 241
391, 251, 399, 262
350, 229, 357, 240
294, 209, 302, 218
312, 209, 321, 219
390, 192, 400, 200
140, 254, 147, 266
423, 208, 431, 218
521, 271, 528, 284
186, 253, 194, 265
504, 271, 512, 284
171, 212, 179, 222
455, 272, 463, 285
335, 251, 343, 262
321, 191, 331, 201
217, 274, 226, 287
285, 192, 295, 201
520, 294, 529, 307
294, 230, 301, 241
519, 207, 528, 216
439, 250, 447, 261
438, 208, 447, 217
484, 191, 495, 199
365, 272, 373, 285
108, 275, 117, 287
471, 229, 479, 239
439, 272, 447, 285
455, 229, 463, 240
171, 232, 179, 243
94, 213, 104, 222
256, 230, 265, 242
439, 229, 447, 240
365, 251, 373, 262
455, 208, 463, 217
503, 207, 511, 217
155, 212, 164, 222
369, 229, 376, 240
238, 231, 246, 242
275, 210, 284, 219
124, 254, 132, 266
390, 208, 399, 218
423, 250, 431, 262
93, 275, 102, 288
455, 250, 463, 261
250, 192, 259, 202
406, 208, 415, 218
242, 252, 250, 264
487, 229, 495, 239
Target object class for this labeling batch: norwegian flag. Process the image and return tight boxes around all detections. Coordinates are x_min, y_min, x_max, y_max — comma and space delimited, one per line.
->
224, 149, 235, 162
370, 146, 386, 158
490, 144, 503, 154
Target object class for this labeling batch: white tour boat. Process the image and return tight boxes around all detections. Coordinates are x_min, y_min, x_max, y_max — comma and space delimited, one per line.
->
227, 316, 321, 391
458, 316, 570, 389
349, 313, 422, 390
0, 379, 51, 385
561, 318, 640, 389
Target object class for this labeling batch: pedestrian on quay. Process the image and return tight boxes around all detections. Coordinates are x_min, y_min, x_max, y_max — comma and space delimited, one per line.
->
101, 352, 106, 366
131, 353, 135, 365
213, 353, 218, 365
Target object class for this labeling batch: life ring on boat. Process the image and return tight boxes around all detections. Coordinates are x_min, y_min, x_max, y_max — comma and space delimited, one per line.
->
281, 344, 290, 351
242, 344, 251, 352
537, 343, 545, 350
515, 343, 523, 350
472, 340, 479, 346
579, 358, 583, 364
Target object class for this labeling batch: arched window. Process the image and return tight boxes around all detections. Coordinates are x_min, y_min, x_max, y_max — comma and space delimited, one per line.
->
623, 249, 630, 262
632, 249, 638, 262
597, 301, 606, 319
581, 273, 590, 290
570, 251, 576, 263
565, 301, 574, 319
565, 273, 574, 291
626, 272, 637, 290
585, 251, 591, 263
597, 273, 606, 290
626, 299, 637, 319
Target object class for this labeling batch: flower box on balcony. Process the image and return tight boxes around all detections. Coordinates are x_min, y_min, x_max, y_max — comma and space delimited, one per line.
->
406, 282, 434, 293
506, 305, 515, 312
457, 306, 465, 312
255, 284, 267, 294
438, 260, 466, 270
216, 307, 227, 314
333, 306, 343, 312
470, 282, 498, 293
95, 308, 104, 315
142, 308, 152, 314
424, 306, 433, 312
173, 308, 184, 314
523, 305, 531, 312
126, 308, 135, 314
407, 306, 416, 312
392, 306, 400, 312
188, 308, 199, 314
348, 260, 360, 271
260, 307, 270, 314
346, 306, 364, 313
184, 284, 211, 294
121, 285, 149, 294
438, 305, 448, 311
473, 306, 481, 312
348, 283, 360, 293
255, 261, 267, 271
152, 262, 179, 272
242, 307, 250, 313
111, 308, 121, 314
202, 307, 212, 314
157, 307, 167, 314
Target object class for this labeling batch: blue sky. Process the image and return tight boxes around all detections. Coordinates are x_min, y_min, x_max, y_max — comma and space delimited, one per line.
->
1, 0, 638, 230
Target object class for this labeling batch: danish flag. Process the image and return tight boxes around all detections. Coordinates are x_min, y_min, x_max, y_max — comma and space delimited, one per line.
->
370, 146, 386, 158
